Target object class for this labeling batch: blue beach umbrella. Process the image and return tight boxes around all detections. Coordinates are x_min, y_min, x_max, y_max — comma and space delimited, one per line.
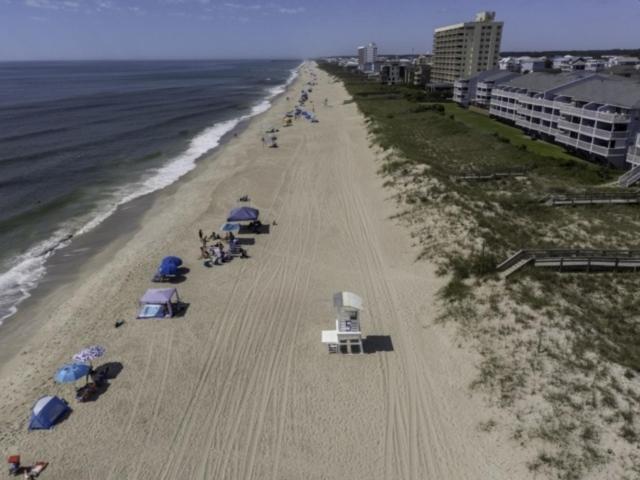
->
54, 363, 91, 384
220, 222, 240, 232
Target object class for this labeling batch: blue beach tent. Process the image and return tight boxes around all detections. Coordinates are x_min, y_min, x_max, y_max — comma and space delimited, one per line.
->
28, 395, 70, 430
227, 207, 259, 222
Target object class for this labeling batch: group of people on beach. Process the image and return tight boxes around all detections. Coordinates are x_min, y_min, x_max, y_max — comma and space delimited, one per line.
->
199, 230, 248, 265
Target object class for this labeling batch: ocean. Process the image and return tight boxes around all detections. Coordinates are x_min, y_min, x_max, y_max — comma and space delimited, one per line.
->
0, 59, 301, 325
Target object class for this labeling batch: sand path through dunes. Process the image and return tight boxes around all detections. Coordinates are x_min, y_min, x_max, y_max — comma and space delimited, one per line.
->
0, 64, 531, 479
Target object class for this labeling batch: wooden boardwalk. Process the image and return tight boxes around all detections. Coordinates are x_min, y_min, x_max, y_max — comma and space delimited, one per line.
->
497, 249, 640, 277
453, 169, 528, 182
544, 192, 640, 206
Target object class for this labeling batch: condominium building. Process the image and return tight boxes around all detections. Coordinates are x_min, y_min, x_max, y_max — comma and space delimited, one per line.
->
499, 56, 546, 74
607, 56, 640, 69
490, 73, 640, 167
431, 11, 503, 84
453, 69, 519, 106
379, 59, 412, 85
586, 59, 606, 72
357, 43, 378, 72
411, 55, 432, 86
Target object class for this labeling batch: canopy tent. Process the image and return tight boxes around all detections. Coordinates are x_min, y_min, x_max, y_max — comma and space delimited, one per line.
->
28, 396, 70, 430
220, 222, 240, 232
333, 291, 364, 311
137, 288, 180, 319
227, 207, 259, 222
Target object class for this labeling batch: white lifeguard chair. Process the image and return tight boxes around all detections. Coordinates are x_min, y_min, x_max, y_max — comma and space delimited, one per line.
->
321, 292, 364, 354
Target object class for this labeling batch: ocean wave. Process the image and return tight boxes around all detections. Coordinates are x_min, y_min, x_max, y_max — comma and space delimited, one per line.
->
0, 62, 303, 325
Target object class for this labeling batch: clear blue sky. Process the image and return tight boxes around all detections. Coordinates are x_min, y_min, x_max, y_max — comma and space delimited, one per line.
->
0, 0, 639, 60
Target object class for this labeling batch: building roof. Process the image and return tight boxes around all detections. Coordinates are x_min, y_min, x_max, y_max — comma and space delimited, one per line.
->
458, 68, 517, 83
499, 72, 588, 93
518, 56, 546, 63
434, 22, 465, 33
480, 71, 521, 83
555, 75, 640, 109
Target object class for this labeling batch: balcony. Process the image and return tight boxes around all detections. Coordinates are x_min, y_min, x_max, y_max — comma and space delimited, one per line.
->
557, 119, 580, 132
519, 97, 549, 107
627, 145, 640, 166
557, 119, 629, 140
556, 133, 627, 158
558, 104, 631, 123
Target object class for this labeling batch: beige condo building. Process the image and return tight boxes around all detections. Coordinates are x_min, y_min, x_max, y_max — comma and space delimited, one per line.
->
431, 11, 503, 84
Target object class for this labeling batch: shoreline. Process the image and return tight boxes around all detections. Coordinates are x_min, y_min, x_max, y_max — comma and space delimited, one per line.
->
0, 61, 301, 329
0, 63, 301, 357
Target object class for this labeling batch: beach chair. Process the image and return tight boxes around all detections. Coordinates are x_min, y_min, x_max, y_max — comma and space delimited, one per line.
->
76, 383, 97, 402
26, 462, 48, 479
228, 243, 248, 258
7, 455, 20, 476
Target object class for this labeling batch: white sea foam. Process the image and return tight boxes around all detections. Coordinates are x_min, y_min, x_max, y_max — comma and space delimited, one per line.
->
0, 62, 303, 325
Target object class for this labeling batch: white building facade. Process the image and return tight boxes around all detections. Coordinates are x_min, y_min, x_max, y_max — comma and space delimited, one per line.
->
431, 11, 503, 84
490, 73, 640, 168
453, 69, 519, 107
357, 43, 378, 72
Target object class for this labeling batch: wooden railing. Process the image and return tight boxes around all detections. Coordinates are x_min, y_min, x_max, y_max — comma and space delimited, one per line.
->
497, 249, 640, 274
543, 191, 640, 206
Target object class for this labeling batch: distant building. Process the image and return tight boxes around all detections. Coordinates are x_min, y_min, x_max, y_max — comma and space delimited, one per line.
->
380, 59, 412, 85
411, 55, 432, 86
551, 55, 574, 70
431, 11, 503, 84
586, 59, 606, 72
519, 57, 547, 73
357, 43, 378, 73
490, 72, 640, 168
499, 56, 545, 73
607, 56, 640, 69
453, 69, 520, 107
499, 57, 519, 72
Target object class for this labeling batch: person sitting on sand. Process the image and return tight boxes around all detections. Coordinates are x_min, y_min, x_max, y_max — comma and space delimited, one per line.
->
90, 366, 109, 386
8, 455, 20, 476
249, 220, 263, 234
211, 245, 223, 264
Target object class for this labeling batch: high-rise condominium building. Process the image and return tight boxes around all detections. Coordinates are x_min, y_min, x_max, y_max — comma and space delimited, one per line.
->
431, 11, 503, 84
357, 42, 378, 72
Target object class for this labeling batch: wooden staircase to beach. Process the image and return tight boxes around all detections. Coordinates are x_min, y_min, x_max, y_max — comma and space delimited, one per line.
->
618, 165, 640, 188
497, 249, 640, 277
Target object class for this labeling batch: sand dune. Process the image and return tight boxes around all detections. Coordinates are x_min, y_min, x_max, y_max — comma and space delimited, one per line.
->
0, 63, 531, 479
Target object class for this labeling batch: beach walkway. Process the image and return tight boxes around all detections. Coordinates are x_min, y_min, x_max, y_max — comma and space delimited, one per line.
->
0, 64, 529, 479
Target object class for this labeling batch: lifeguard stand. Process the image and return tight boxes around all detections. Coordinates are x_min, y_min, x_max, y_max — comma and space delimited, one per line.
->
321, 292, 364, 354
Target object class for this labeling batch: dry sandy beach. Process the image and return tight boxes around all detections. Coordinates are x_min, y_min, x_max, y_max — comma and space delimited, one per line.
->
0, 62, 532, 479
